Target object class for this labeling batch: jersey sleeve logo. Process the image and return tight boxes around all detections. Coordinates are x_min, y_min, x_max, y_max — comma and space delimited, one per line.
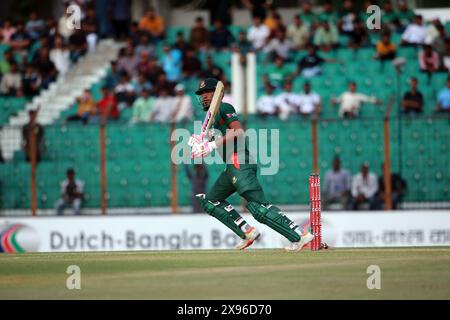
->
226, 113, 237, 118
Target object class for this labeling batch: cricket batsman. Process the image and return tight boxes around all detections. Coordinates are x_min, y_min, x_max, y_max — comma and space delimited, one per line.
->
188, 78, 314, 251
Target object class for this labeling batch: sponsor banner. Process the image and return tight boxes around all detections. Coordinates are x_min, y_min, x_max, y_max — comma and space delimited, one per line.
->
1, 211, 450, 253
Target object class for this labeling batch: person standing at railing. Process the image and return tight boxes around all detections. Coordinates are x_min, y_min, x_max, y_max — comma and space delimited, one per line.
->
22, 109, 45, 164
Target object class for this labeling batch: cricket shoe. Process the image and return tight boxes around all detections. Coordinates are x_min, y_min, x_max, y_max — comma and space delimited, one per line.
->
236, 227, 261, 250
285, 232, 314, 252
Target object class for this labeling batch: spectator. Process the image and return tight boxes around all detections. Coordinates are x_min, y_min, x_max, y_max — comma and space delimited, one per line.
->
397, 0, 415, 32
22, 109, 45, 163
264, 6, 281, 32
128, 22, 142, 46
232, 31, 252, 57
55, 168, 84, 216
132, 73, 152, 96
401, 15, 426, 46
256, 83, 280, 118
173, 31, 191, 57
318, 0, 339, 25
22, 64, 41, 98
209, 19, 234, 50
419, 44, 440, 79
436, 77, 450, 113
58, 3, 76, 40
150, 88, 174, 122
242, 0, 267, 21
313, 20, 339, 52
117, 46, 139, 77
1, 62, 22, 96
171, 84, 193, 123
152, 73, 175, 96
9, 23, 31, 53
425, 17, 442, 45
297, 81, 321, 116
131, 89, 154, 123
161, 45, 182, 82
376, 163, 407, 210
139, 7, 165, 41
275, 81, 300, 117
351, 163, 379, 210
25, 12, 45, 40
50, 35, 71, 75
331, 82, 381, 118
200, 55, 225, 82
135, 34, 155, 57
68, 28, 87, 63
66, 89, 97, 124
381, 1, 398, 31
83, 6, 98, 33
263, 28, 293, 60
295, 45, 328, 78
189, 17, 209, 52
287, 15, 310, 50
263, 55, 292, 89
338, 0, 357, 36
146, 56, 165, 85
402, 77, 423, 114
136, 50, 152, 77
110, 0, 132, 39
32, 47, 57, 89
182, 49, 202, 79
105, 61, 120, 89
431, 24, 447, 61
348, 19, 369, 49
247, 16, 270, 51
323, 156, 352, 210
114, 72, 135, 109
375, 31, 397, 60
186, 164, 209, 213
96, 86, 120, 122
1, 20, 16, 43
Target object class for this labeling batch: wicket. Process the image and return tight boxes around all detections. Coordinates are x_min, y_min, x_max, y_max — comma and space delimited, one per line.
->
309, 174, 322, 251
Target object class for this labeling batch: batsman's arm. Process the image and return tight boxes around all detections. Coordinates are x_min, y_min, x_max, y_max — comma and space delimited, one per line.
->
213, 120, 244, 148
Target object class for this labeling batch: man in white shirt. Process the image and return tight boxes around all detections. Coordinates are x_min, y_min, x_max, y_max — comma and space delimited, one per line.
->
297, 81, 321, 116
401, 15, 426, 46
247, 16, 270, 51
55, 168, 84, 215
150, 88, 175, 122
275, 81, 300, 117
351, 163, 379, 210
263, 29, 293, 60
171, 84, 193, 123
257, 84, 280, 118
287, 15, 310, 50
331, 82, 380, 118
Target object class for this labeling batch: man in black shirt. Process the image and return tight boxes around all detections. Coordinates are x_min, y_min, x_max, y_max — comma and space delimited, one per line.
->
402, 77, 423, 114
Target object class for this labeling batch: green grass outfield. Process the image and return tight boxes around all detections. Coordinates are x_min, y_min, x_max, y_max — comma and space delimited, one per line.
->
1, 248, 450, 300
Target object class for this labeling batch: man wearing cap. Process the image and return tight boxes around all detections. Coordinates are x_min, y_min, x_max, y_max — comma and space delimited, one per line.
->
189, 78, 314, 251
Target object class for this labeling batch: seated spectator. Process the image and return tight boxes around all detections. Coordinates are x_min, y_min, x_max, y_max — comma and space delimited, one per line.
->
256, 83, 280, 118
263, 55, 292, 90
264, 6, 285, 33
436, 77, 450, 113
200, 55, 225, 83
431, 24, 447, 61
247, 16, 270, 51
135, 34, 155, 57
9, 23, 31, 52
331, 82, 381, 118
209, 19, 234, 50
318, 0, 339, 25
275, 81, 300, 117
263, 28, 293, 60
287, 15, 310, 50
32, 47, 58, 89
313, 20, 339, 52
138, 7, 165, 41
146, 57, 165, 85
323, 156, 352, 210
425, 17, 442, 45
105, 61, 120, 89
161, 45, 182, 82
376, 163, 407, 210
381, 1, 398, 31
152, 72, 175, 96
189, 16, 209, 52
95, 86, 120, 122
182, 49, 202, 79
55, 168, 84, 216
25, 12, 45, 40
132, 73, 152, 96
375, 31, 397, 60
173, 31, 191, 57
150, 88, 175, 122
22, 109, 45, 163
131, 89, 154, 123
338, 0, 357, 36
348, 19, 369, 49
68, 28, 87, 63
66, 89, 97, 124
128, 22, 142, 47
1, 20, 16, 43
297, 81, 321, 116
136, 50, 152, 76
401, 15, 426, 46
114, 72, 136, 109
117, 46, 139, 77
299, 0, 316, 28
22, 64, 41, 98
397, 0, 415, 32
50, 35, 71, 75
419, 44, 440, 80
1, 62, 22, 96
351, 163, 379, 210
232, 31, 252, 64
295, 45, 328, 78
171, 84, 193, 123
402, 77, 423, 114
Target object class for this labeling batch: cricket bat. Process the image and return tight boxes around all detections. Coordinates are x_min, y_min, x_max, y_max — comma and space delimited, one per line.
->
200, 80, 224, 135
